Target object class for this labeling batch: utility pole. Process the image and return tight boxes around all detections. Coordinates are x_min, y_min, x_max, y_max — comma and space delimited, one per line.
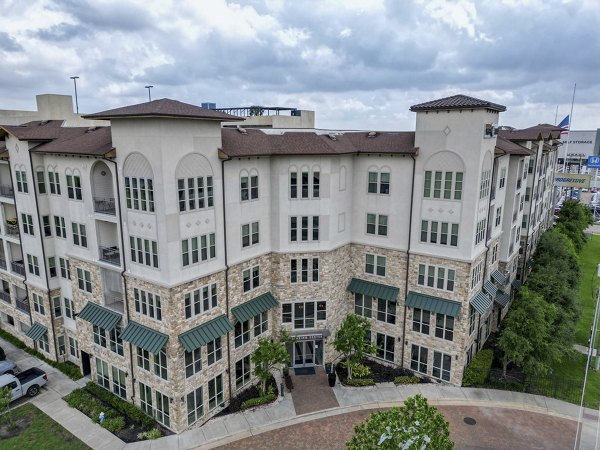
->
595, 264, 600, 370
70, 76, 80, 114
145, 85, 154, 102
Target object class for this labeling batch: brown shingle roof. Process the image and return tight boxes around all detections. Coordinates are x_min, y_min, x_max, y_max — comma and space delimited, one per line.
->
1, 120, 65, 140
498, 124, 562, 141
83, 98, 244, 121
30, 126, 113, 156
410, 94, 506, 112
220, 129, 417, 157
495, 136, 533, 156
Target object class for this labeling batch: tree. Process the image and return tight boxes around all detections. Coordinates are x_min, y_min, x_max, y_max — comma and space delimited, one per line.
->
0, 386, 12, 426
251, 337, 289, 396
333, 314, 377, 380
498, 287, 559, 377
556, 200, 593, 252
347, 395, 454, 450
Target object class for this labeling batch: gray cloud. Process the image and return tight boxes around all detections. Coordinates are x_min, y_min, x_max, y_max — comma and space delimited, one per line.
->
0, 31, 23, 51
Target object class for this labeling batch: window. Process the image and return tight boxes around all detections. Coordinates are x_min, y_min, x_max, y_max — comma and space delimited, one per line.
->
57, 335, 66, 355
376, 333, 394, 362
376, 298, 396, 324
235, 355, 251, 389
491, 243, 499, 264
155, 391, 170, 427
27, 254, 40, 276
154, 348, 168, 380
312, 257, 319, 282
290, 172, 297, 198
93, 325, 107, 347
137, 347, 150, 371
313, 171, 320, 197
241, 222, 259, 248
126, 177, 155, 212
134, 288, 162, 321
499, 167, 506, 189
495, 207, 502, 227
48, 171, 61, 195
475, 219, 486, 245
282, 304, 292, 323
77, 268, 92, 293
411, 344, 428, 374
177, 176, 213, 212
528, 159, 534, 174
525, 187, 531, 202
423, 171, 463, 199
520, 195, 524, 211
54, 216, 67, 238
52, 296, 61, 317
354, 293, 373, 318
365, 254, 386, 277
290, 216, 320, 242
185, 348, 202, 378
32, 293, 45, 315
433, 351, 452, 382
471, 261, 483, 289
64, 298, 74, 319
290, 257, 320, 283
207, 337, 222, 366
15, 170, 28, 193
112, 366, 127, 399
235, 320, 250, 348
139, 382, 153, 416
469, 305, 477, 335
435, 313, 454, 341
242, 266, 260, 293
417, 264, 455, 292
130, 237, 159, 268
66, 174, 82, 200
184, 283, 218, 319
187, 387, 204, 425
96, 358, 110, 389
301, 171, 309, 198
72, 223, 87, 247
69, 337, 78, 357
368, 171, 390, 194
420, 221, 459, 246
366, 214, 388, 236
281, 301, 326, 329
109, 327, 124, 356
522, 214, 528, 229
181, 233, 216, 267
240, 174, 258, 201
21, 214, 34, 235
208, 374, 224, 411
42, 216, 52, 237
36, 170, 46, 194
254, 311, 268, 337
38, 333, 49, 353
479, 170, 491, 199
59, 258, 71, 279
412, 308, 430, 335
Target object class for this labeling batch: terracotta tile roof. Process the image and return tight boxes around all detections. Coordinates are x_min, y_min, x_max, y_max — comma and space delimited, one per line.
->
498, 124, 562, 141
83, 98, 244, 121
220, 128, 417, 157
495, 136, 533, 156
410, 94, 506, 112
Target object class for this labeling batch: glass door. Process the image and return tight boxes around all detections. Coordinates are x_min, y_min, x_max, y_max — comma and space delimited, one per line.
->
304, 341, 314, 365
293, 340, 318, 367
294, 342, 304, 367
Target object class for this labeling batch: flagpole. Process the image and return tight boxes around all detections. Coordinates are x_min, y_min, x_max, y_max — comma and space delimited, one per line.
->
561, 83, 577, 173
555, 105, 559, 125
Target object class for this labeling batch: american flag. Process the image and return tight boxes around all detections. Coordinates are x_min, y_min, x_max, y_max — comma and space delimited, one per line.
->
558, 115, 570, 134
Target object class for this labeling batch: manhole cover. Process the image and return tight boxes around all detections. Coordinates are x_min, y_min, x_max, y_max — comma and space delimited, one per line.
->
464, 417, 477, 425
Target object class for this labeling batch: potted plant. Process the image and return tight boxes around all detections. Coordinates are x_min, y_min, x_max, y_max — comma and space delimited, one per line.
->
328, 364, 337, 387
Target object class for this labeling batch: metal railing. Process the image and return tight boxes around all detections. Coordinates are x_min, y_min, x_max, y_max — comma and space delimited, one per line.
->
0, 291, 10, 304
16, 297, 29, 313
0, 185, 14, 198
10, 261, 25, 276
99, 246, 120, 266
94, 197, 116, 215
104, 292, 124, 314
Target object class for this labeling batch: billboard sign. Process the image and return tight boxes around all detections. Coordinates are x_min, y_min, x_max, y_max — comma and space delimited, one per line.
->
554, 173, 591, 188
588, 155, 600, 169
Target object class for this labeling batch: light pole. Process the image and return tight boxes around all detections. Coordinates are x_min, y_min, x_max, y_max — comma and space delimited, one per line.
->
70, 76, 80, 114
145, 85, 154, 102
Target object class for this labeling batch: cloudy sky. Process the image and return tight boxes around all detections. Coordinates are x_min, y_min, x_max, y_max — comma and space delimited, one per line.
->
1, 0, 598, 130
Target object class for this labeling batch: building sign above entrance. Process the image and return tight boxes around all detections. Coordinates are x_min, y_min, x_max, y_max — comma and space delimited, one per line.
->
295, 333, 323, 341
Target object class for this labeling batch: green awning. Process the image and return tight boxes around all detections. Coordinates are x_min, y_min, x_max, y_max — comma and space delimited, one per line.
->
483, 280, 498, 298
179, 315, 233, 352
512, 279, 522, 289
232, 292, 278, 323
491, 270, 508, 286
495, 291, 511, 307
78, 301, 122, 331
470, 291, 492, 315
405, 291, 461, 317
347, 278, 399, 302
25, 322, 48, 341
121, 321, 168, 354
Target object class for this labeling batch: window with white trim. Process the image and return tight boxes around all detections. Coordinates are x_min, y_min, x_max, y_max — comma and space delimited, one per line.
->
365, 253, 386, 277
181, 233, 216, 266
96, 358, 110, 389
15, 170, 28, 193
435, 313, 454, 341
469, 305, 476, 335
471, 261, 483, 289
376, 298, 396, 324
155, 390, 170, 427
242, 266, 260, 292
376, 332, 395, 362
185, 348, 201, 378
54, 216, 67, 238
93, 325, 107, 347
112, 366, 127, 399
254, 311, 268, 337
48, 171, 61, 195
177, 176, 213, 212
475, 219, 486, 245
38, 333, 49, 353
234, 320, 250, 348
354, 293, 373, 318
208, 374, 224, 411
290, 216, 320, 242
77, 268, 92, 293
66, 174, 82, 200
433, 351, 452, 382
69, 336, 78, 357
495, 207, 502, 227
290, 257, 319, 283
42, 216, 52, 237
72, 222, 87, 247
240, 174, 258, 201
32, 293, 45, 315
424, 171, 463, 200
64, 297, 74, 319
59, 257, 70, 279
368, 171, 390, 194
36, 170, 46, 194
207, 337, 222, 366
184, 283, 217, 319
137, 347, 150, 371
187, 387, 203, 425
134, 288, 162, 320
411, 344, 428, 374
130, 236, 159, 268
499, 167, 506, 189
52, 296, 61, 317
281, 301, 326, 328
126, 177, 155, 212
290, 169, 320, 199
479, 169, 491, 199
366, 213, 388, 236
417, 264, 455, 292
491, 242, 499, 264
412, 308, 430, 335
420, 221, 459, 246
139, 382, 153, 416
235, 355, 251, 389
21, 214, 34, 235
109, 326, 124, 356
27, 254, 40, 276
241, 222, 259, 248
154, 348, 168, 380
57, 335, 66, 355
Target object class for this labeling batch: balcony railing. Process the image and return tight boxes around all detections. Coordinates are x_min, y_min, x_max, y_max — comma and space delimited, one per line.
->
0, 185, 14, 198
0, 291, 10, 304
99, 246, 120, 266
5, 221, 18, 237
16, 297, 29, 313
94, 197, 116, 215
10, 261, 25, 277
104, 292, 124, 314
0, 257, 6, 270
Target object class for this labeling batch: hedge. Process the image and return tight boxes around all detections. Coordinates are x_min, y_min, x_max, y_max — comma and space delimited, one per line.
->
462, 349, 494, 387
85, 382, 154, 430
240, 393, 277, 410
344, 378, 375, 387
394, 375, 420, 384
0, 328, 82, 380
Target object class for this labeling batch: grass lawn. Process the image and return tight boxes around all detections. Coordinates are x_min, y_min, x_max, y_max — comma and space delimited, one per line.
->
546, 351, 600, 408
574, 234, 600, 346
0, 403, 90, 450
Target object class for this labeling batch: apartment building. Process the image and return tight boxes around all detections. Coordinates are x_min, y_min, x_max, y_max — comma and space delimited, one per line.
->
0, 94, 560, 432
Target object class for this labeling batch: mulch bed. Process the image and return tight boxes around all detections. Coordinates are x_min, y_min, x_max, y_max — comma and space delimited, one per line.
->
0, 416, 32, 439
335, 358, 432, 384
216, 375, 278, 417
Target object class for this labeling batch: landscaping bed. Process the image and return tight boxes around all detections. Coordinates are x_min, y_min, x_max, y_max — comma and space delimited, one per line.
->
216, 375, 278, 416
335, 358, 430, 386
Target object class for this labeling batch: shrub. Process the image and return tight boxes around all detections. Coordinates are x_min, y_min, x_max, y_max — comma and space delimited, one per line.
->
462, 349, 494, 387
85, 382, 154, 430
240, 393, 277, 410
351, 362, 371, 379
344, 378, 375, 387
394, 376, 420, 384
137, 428, 162, 440
102, 416, 126, 433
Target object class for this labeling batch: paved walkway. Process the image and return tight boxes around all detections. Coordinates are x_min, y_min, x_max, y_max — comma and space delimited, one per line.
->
290, 366, 338, 415
575, 343, 598, 357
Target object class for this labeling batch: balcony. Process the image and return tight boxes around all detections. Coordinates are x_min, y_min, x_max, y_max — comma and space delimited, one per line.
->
5, 220, 18, 237
10, 260, 25, 277
0, 257, 6, 270
16, 297, 29, 313
0, 291, 10, 304
104, 292, 124, 314
94, 197, 116, 216
99, 246, 120, 266
0, 185, 14, 198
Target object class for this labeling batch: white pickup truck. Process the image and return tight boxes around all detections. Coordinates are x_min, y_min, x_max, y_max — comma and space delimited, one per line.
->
0, 367, 48, 400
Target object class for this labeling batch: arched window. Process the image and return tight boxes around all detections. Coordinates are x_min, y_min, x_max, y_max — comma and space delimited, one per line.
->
423, 151, 465, 200
46, 165, 61, 195
174, 153, 214, 212
123, 153, 155, 212
240, 168, 259, 202
14, 164, 28, 193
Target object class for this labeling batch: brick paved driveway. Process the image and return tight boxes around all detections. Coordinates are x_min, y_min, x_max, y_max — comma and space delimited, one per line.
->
218, 405, 577, 449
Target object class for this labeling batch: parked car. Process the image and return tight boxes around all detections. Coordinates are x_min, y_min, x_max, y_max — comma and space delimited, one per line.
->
0, 367, 47, 400
0, 360, 18, 376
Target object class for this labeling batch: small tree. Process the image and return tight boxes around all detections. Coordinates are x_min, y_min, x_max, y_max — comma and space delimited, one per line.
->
333, 314, 377, 380
0, 386, 12, 426
347, 394, 454, 449
251, 337, 289, 396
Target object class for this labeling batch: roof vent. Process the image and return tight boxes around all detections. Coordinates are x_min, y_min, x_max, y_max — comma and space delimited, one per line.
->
367, 131, 377, 138
86, 127, 98, 133
39, 120, 50, 126
328, 133, 337, 141
237, 127, 247, 134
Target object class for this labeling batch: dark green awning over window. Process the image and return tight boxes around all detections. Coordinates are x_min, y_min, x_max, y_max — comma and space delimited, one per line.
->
347, 278, 399, 302
483, 280, 498, 298
179, 315, 233, 352
405, 291, 461, 317
78, 301, 122, 331
512, 279, 521, 289
25, 322, 48, 341
470, 291, 492, 315
232, 292, 278, 323
121, 321, 168, 354
496, 291, 511, 307
491, 270, 508, 286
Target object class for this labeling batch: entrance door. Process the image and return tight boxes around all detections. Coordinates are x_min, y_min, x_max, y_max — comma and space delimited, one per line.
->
293, 340, 320, 367
81, 351, 91, 376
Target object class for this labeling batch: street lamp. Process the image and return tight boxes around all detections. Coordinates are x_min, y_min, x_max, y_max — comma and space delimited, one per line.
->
145, 85, 154, 102
70, 76, 80, 114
